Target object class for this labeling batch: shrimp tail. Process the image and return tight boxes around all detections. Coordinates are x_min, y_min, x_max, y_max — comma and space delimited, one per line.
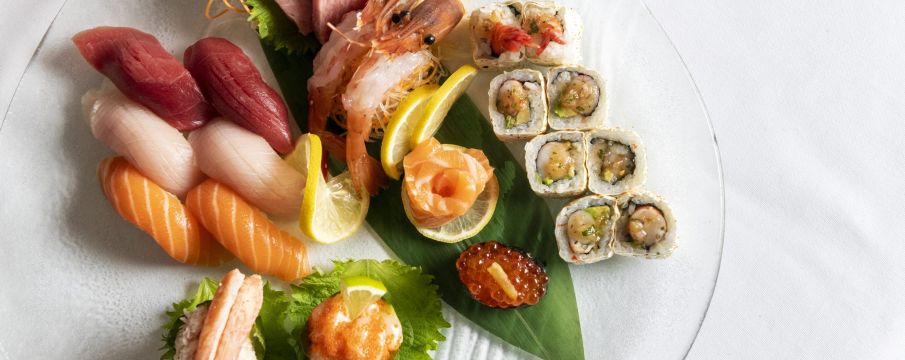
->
347, 113, 387, 196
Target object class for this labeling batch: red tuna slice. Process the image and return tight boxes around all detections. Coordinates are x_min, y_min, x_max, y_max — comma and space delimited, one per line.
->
313, 0, 368, 44
73, 27, 214, 131
184, 38, 292, 154
275, 0, 313, 34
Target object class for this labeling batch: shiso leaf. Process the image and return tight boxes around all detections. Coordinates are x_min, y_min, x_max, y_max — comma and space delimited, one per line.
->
246, 0, 319, 55
290, 260, 449, 360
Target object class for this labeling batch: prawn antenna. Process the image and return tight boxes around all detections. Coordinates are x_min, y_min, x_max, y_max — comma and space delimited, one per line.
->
328, 22, 369, 48
205, 0, 250, 20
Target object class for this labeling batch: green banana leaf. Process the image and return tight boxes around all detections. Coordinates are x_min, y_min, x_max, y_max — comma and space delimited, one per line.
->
262, 45, 584, 360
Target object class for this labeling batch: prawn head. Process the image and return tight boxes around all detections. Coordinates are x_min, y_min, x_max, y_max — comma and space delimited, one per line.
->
365, 0, 465, 54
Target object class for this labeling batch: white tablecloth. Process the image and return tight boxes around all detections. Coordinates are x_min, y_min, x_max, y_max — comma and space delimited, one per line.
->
2, 1, 903, 359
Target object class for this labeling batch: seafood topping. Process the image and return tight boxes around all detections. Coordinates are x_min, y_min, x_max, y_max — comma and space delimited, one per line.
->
490, 23, 534, 56
524, 10, 566, 55
497, 79, 532, 128
554, 72, 600, 118
536, 141, 576, 184
597, 140, 636, 184
363, 0, 465, 54
456, 241, 549, 308
567, 205, 611, 254
627, 205, 667, 248
403, 138, 493, 228
307, 295, 403, 360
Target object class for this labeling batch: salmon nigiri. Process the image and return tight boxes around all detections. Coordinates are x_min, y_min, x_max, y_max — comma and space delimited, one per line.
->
85, 86, 204, 198
98, 157, 231, 266
187, 180, 310, 282
73, 27, 214, 131
189, 119, 304, 217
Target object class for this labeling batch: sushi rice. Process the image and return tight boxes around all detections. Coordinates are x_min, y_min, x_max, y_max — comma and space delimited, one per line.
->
612, 191, 678, 259
547, 65, 607, 131
488, 69, 548, 141
522, 1, 583, 66
470, 2, 525, 69
554, 194, 619, 264
586, 128, 647, 195
524, 131, 588, 197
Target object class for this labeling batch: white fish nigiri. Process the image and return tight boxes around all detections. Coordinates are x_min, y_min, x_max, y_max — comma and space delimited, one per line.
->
82, 85, 204, 197
188, 119, 305, 217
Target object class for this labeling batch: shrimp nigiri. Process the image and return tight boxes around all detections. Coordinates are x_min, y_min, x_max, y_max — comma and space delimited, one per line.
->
188, 119, 304, 218
187, 180, 310, 282
84, 85, 204, 198
98, 157, 231, 266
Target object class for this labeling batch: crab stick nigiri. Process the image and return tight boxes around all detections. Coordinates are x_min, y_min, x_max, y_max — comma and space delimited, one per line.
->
184, 38, 292, 154
84, 86, 204, 197
189, 120, 304, 217
187, 180, 310, 282
73, 27, 214, 131
98, 157, 231, 266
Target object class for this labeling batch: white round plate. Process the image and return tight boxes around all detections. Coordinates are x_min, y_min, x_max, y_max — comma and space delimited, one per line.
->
0, 0, 723, 359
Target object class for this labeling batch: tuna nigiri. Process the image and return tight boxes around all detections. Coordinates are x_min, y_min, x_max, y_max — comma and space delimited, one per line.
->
187, 180, 310, 282
184, 38, 292, 154
84, 85, 204, 197
73, 27, 214, 131
98, 157, 231, 266
188, 119, 304, 217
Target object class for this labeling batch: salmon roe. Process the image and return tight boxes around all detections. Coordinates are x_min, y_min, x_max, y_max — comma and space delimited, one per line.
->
455, 241, 549, 308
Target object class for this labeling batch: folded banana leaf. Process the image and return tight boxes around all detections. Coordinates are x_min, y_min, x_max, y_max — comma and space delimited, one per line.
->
262, 44, 584, 360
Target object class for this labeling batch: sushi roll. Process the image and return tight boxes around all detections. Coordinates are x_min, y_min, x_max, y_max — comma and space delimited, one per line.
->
470, 2, 528, 69
521, 1, 583, 66
612, 191, 678, 259
525, 131, 588, 197
586, 128, 647, 195
488, 69, 548, 141
547, 66, 607, 130
555, 195, 620, 264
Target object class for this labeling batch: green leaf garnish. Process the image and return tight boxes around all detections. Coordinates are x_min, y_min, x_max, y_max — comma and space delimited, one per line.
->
246, 0, 320, 55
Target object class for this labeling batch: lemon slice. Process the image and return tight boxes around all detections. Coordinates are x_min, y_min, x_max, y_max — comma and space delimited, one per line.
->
341, 276, 387, 319
402, 172, 499, 243
289, 134, 369, 244
381, 85, 439, 180
410, 65, 478, 147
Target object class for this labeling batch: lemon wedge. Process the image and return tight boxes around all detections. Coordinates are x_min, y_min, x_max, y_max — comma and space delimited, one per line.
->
287, 134, 369, 244
341, 276, 387, 319
401, 171, 499, 243
381, 85, 439, 180
410, 65, 478, 147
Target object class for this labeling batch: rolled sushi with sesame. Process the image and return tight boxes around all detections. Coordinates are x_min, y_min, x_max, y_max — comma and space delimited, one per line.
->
470, 2, 527, 69
586, 128, 647, 195
547, 66, 606, 131
525, 131, 587, 197
521, 1, 583, 66
612, 191, 678, 259
555, 194, 620, 264
489, 69, 547, 141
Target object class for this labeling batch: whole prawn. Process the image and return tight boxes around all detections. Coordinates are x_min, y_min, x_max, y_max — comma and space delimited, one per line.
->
307, 0, 464, 196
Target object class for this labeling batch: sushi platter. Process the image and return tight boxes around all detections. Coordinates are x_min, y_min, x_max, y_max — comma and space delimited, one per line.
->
0, 0, 724, 358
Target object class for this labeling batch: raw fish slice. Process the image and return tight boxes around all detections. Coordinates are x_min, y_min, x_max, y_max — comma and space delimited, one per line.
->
187, 180, 310, 282
184, 38, 292, 154
312, 0, 368, 43
188, 119, 304, 217
97, 157, 231, 266
73, 27, 214, 131
195, 269, 245, 360
275, 0, 313, 34
84, 86, 204, 197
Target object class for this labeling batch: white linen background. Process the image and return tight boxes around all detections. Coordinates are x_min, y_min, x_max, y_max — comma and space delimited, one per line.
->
1, 0, 903, 359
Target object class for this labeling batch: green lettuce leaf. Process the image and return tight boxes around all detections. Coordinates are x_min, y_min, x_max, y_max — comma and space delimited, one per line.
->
160, 278, 219, 360
291, 260, 449, 360
246, 0, 320, 55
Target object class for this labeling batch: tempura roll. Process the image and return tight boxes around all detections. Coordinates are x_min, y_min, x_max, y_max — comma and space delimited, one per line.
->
521, 1, 583, 66
470, 2, 527, 69
488, 69, 548, 141
525, 131, 588, 197
547, 65, 606, 130
612, 191, 678, 259
555, 194, 619, 264
586, 128, 647, 195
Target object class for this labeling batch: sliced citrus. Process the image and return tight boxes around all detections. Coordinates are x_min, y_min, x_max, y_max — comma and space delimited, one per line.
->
410, 65, 478, 147
289, 134, 369, 244
381, 85, 439, 180
402, 171, 499, 243
341, 276, 387, 319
